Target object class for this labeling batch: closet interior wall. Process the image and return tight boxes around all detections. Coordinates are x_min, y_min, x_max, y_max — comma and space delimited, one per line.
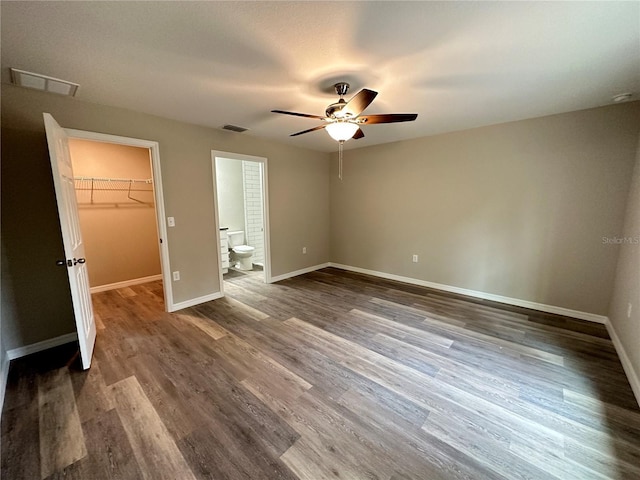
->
68, 139, 161, 289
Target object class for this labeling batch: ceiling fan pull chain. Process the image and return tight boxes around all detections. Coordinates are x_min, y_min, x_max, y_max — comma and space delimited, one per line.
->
339, 141, 342, 180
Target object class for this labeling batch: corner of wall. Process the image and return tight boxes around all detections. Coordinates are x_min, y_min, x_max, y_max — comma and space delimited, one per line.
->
605, 319, 640, 405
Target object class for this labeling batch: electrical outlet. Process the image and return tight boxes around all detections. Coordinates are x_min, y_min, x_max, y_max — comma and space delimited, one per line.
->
302, 247, 307, 254
167, 217, 175, 227
412, 254, 419, 263
173, 271, 180, 281
628, 303, 633, 318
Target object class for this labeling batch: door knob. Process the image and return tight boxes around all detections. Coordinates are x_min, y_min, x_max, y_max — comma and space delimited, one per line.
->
73, 258, 86, 265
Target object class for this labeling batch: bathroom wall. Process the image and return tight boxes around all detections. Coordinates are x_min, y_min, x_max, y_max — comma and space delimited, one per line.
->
243, 161, 264, 264
69, 139, 161, 288
215, 157, 245, 232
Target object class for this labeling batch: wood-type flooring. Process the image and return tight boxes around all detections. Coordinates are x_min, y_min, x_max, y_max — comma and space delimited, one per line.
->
2, 267, 640, 479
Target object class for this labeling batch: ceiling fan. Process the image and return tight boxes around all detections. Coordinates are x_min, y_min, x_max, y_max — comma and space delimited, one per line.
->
271, 82, 418, 142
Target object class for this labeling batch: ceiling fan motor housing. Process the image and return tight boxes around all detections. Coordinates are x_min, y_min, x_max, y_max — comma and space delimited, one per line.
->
326, 99, 349, 119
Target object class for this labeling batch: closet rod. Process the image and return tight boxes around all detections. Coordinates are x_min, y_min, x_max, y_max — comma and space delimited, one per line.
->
74, 176, 152, 183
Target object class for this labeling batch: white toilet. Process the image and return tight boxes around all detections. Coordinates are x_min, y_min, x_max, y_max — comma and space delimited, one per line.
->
227, 230, 255, 271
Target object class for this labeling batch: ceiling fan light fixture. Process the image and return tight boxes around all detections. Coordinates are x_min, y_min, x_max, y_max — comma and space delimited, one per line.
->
326, 121, 359, 141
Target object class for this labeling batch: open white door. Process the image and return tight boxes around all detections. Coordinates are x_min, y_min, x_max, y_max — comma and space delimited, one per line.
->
44, 113, 96, 369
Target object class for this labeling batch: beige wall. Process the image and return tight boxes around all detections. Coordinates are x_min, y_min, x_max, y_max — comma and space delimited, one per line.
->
69, 139, 161, 287
2, 79, 637, 357
1, 84, 330, 349
608, 132, 640, 399
215, 157, 246, 232
331, 102, 640, 315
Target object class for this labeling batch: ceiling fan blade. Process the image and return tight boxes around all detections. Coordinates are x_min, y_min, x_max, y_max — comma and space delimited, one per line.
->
271, 110, 326, 120
353, 128, 365, 139
342, 89, 378, 117
290, 125, 326, 137
358, 113, 418, 124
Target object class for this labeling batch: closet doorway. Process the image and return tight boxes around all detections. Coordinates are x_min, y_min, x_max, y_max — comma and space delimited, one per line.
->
66, 130, 172, 310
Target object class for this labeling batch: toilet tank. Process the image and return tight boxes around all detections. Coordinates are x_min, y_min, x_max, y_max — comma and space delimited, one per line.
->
227, 230, 245, 247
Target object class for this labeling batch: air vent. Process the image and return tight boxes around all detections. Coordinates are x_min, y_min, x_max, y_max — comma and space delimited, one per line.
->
10, 68, 79, 96
222, 124, 249, 133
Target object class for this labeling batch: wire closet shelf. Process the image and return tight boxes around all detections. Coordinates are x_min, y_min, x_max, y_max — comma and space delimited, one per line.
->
74, 176, 154, 205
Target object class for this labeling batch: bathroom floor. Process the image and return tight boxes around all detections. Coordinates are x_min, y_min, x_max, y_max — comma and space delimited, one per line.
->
224, 264, 264, 281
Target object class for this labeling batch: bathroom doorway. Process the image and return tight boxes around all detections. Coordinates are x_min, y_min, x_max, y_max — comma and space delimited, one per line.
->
211, 150, 271, 294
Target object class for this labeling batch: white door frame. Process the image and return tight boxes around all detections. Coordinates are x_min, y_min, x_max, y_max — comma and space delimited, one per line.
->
211, 150, 272, 296
66, 128, 173, 311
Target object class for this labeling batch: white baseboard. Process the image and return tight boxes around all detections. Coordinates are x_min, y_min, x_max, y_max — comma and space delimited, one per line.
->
169, 291, 224, 312
90, 274, 163, 293
0, 351, 10, 414
605, 320, 640, 406
329, 263, 608, 324
269, 263, 330, 283
6, 332, 78, 361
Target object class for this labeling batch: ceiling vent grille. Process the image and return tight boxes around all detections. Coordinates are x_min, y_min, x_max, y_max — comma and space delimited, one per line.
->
222, 124, 248, 133
10, 68, 79, 96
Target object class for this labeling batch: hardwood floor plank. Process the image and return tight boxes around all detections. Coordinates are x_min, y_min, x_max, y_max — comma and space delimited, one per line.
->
116, 287, 137, 298
217, 335, 312, 389
106, 376, 196, 480
127, 354, 202, 441
351, 308, 454, 347
69, 360, 114, 423
2, 360, 37, 412
422, 313, 566, 366
563, 388, 640, 425
236, 321, 365, 400
509, 438, 606, 480
94, 312, 106, 330
178, 425, 298, 480
157, 348, 302, 458
176, 311, 230, 340
336, 384, 429, 440
277, 391, 430, 480
369, 332, 520, 397
76, 408, 144, 479
223, 278, 269, 302
38, 368, 87, 479
1, 401, 41, 479
563, 437, 640, 479
280, 436, 371, 480
423, 411, 557, 480
221, 296, 270, 321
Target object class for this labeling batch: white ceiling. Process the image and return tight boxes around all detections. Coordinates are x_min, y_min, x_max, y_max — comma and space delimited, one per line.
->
2, 1, 639, 153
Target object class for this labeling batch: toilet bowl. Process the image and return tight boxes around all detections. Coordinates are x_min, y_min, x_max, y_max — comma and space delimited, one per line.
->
232, 244, 255, 271
227, 231, 254, 271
